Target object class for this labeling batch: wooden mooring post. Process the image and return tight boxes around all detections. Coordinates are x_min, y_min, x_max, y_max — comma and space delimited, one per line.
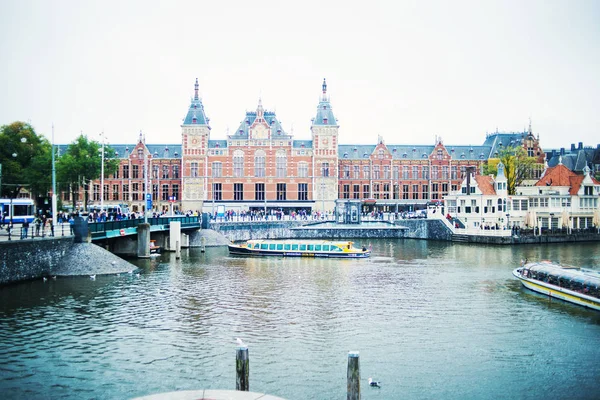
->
236, 345, 249, 391
347, 351, 360, 400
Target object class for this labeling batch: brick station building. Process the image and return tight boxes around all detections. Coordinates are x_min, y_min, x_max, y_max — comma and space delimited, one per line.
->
65, 79, 545, 216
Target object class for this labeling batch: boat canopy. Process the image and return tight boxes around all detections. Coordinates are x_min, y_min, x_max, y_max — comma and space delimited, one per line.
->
524, 262, 600, 298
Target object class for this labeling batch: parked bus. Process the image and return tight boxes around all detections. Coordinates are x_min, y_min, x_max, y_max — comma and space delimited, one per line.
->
0, 198, 35, 224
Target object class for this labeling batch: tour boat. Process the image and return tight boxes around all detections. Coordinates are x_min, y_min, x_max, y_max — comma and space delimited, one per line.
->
513, 260, 600, 311
228, 239, 371, 258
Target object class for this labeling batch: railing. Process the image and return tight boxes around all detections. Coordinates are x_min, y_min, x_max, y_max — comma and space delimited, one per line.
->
454, 228, 512, 237
88, 216, 200, 233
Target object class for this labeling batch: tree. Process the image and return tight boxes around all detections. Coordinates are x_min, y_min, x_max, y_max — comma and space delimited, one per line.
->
56, 134, 118, 210
0, 121, 52, 199
483, 146, 537, 195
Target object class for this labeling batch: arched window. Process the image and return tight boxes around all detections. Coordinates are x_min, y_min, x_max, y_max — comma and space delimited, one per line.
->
255, 150, 265, 177
276, 150, 287, 178
233, 150, 244, 178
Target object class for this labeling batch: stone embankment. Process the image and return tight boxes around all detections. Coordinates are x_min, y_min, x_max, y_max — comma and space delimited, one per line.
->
0, 238, 138, 286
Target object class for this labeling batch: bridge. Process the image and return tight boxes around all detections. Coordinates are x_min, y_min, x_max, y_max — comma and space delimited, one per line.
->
87, 216, 201, 241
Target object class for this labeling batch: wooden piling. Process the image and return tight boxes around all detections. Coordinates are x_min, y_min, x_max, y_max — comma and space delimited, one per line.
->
347, 351, 360, 400
176, 240, 181, 259
236, 345, 249, 391
201, 236, 206, 253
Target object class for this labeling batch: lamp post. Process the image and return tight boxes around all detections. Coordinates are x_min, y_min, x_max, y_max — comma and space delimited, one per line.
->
549, 212, 555, 234
99, 132, 106, 214
51, 125, 57, 236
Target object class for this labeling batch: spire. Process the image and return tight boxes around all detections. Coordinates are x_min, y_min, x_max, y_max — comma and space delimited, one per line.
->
138, 130, 143, 143
194, 78, 199, 101
312, 78, 337, 127
257, 98, 264, 119
528, 117, 532, 135
322, 78, 327, 101
182, 78, 209, 126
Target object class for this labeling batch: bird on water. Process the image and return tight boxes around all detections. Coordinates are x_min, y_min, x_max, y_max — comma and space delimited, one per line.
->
90, 274, 96, 280
236, 338, 247, 347
368, 378, 381, 388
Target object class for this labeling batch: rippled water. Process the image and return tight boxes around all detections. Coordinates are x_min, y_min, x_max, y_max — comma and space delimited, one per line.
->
1, 240, 600, 399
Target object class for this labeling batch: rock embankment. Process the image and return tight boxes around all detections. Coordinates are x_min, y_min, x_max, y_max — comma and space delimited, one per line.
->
53, 243, 138, 276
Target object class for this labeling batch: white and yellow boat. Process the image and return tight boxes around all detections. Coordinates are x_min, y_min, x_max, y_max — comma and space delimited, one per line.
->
228, 239, 371, 258
513, 260, 600, 311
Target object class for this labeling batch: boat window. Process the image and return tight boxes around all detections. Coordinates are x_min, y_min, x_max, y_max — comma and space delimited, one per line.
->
315, 245, 322, 251
308, 245, 314, 251
292, 244, 298, 250
284, 244, 291, 250
323, 245, 330, 251
276, 244, 283, 250
300, 244, 307, 251
261, 244, 268, 250
254, 244, 260, 249
269, 244, 276, 250
332, 246, 342, 252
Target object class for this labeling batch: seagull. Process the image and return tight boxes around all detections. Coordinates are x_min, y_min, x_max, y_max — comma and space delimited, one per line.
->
111, 261, 117, 265
42, 277, 47, 282
51, 276, 57, 280
90, 274, 96, 280
236, 338, 247, 347
368, 378, 381, 388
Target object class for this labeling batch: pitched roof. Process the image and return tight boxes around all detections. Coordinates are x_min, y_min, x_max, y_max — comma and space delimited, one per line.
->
474, 175, 496, 195
312, 79, 338, 126
535, 164, 577, 187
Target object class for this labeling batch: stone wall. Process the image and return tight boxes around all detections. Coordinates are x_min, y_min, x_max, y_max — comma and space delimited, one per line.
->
396, 219, 454, 241
0, 238, 73, 285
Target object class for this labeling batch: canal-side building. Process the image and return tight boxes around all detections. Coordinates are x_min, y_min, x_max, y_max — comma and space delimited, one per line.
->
60, 79, 552, 215
446, 161, 600, 230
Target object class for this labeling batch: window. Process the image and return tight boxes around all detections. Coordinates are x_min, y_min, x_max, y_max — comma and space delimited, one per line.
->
363, 165, 370, 179
133, 165, 139, 179
403, 184, 409, 200
374, 184, 380, 199
161, 184, 169, 201
93, 184, 100, 201
437, 149, 443, 160
378, 149, 384, 159
412, 184, 419, 200
233, 150, 244, 177
383, 183, 390, 199
277, 183, 286, 200
213, 183, 221, 201
298, 183, 308, 201
152, 184, 158, 201
412, 166, 418, 179
137, 148, 143, 158
255, 150, 266, 177
373, 165, 380, 179
112, 184, 119, 201
343, 165, 350, 178
113, 167, 119, 179
234, 183, 244, 201
255, 183, 265, 201
212, 162, 222, 178
276, 152, 287, 178
103, 184, 109, 201
123, 184, 129, 201
432, 166, 439, 180
422, 184, 429, 200
322, 162, 330, 177
132, 183, 139, 201
363, 184, 370, 199
423, 166, 429, 180
343, 184, 350, 199
173, 165, 179, 179
123, 165, 129, 179
152, 165, 159, 179
353, 184, 360, 199
383, 166, 390, 179
442, 166, 449, 180
451, 166, 458, 180
298, 162, 308, 178
191, 162, 199, 178
161, 165, 168, 179
402, 166, 409, 179
393, 166, 399, 180
353, 166, 360, 179
393, 184, 399, 199
172, 184, 179, 200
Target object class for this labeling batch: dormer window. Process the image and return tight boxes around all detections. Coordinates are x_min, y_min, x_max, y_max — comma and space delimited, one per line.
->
323, 105, 327, 109
402, 153, 407, 158
344, 153, 348, 158
323, 117, 328, 124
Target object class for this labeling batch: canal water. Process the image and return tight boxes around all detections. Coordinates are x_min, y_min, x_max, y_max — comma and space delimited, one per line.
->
1, 240, 599, 400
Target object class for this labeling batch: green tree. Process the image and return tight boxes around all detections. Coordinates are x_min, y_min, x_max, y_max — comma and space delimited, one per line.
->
0, 121, 52, 199
56, 134, 118, 210
483, 146, 537, 195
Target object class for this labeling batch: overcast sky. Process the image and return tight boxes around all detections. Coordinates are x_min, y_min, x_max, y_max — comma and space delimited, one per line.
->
1, 0, 598, 150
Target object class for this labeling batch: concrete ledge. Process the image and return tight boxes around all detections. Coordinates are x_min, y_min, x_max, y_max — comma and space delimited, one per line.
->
132, 389, 286, 400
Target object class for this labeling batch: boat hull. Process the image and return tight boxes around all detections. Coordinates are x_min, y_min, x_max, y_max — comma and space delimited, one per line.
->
512, 268, 600, 311
228, 245, 370, 258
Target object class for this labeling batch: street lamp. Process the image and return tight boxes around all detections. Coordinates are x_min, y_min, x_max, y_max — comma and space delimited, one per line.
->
51, 125, 57, 236
99, 132, 106, 214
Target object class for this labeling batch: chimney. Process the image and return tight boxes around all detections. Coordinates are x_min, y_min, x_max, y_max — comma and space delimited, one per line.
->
578, 142, 583, 150
571, 143, 576, 151
560, 148, 565, 155
552, 150, 556, 158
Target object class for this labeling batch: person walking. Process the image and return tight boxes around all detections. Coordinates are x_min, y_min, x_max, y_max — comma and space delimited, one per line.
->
21, 220, 29, 239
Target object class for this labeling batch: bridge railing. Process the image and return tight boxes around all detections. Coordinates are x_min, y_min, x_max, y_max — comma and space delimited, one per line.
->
88, 216, 200, 233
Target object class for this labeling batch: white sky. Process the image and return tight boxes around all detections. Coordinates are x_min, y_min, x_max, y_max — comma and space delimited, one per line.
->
1, 0, 599, 150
